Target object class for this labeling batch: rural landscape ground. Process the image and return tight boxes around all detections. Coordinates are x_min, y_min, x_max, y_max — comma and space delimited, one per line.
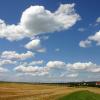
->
0, 82, 100, 100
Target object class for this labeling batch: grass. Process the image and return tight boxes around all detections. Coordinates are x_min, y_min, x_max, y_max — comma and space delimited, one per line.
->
58, 90, 100, 100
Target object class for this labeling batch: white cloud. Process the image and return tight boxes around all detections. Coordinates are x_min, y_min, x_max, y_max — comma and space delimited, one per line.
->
79, 40, 91, 48
89, 67, 100, 73
25, 39, 46, 52
14, 61, 66, 74
88, 31, 100, 45
14, 60, 44, 72
14, 65, 48, 76
79, 31, 100, 47
1, 51, 34, 60
0, 67, 8, 73
0, 19, 25, 41
67, 62, 100, 73
46, 61, 66, 69
25, 39, 40, 49
14, 65, 41, 73
14, 61, 66, 76
14, 61, 100, 77
0, 59, 16, 66
21, 3, 80, 35
96, 17, 100, 23
0, 4, 80, 41
14, 60, 45, 75
67, 62, 93, 70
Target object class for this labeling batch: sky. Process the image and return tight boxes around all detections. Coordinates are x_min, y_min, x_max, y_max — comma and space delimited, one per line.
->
0, 0, 100, 82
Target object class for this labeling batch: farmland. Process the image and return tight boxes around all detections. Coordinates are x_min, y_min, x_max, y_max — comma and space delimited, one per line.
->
0, 82, 100, 100
58, 90, 100, 100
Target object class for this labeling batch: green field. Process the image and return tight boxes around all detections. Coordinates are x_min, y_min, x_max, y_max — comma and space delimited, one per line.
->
58, 90, 100, 100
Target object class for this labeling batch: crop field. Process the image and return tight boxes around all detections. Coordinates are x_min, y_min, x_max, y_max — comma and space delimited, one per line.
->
0, 82, 100, 100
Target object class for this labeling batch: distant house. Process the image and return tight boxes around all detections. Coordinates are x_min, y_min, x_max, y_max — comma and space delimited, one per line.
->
96, 82, 100, 85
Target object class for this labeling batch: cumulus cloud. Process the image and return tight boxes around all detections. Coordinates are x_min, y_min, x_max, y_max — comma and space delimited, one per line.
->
67, 62, 93, 70
0, 19, 25, 41
96, 17, 100, 23
14, 61, 100, 78
1, 51, 34, 60
88, 31, 100, 45
46, 61, 66, 69
89, 67, 100, 73
0, 59, 16, 66
0, 4, 80, 41
14, 61, 66, 74
67, 62, 100, 73
14, 65, 48, 76
79, 40, 91, 48
15, 65, 41, 73
25, 39, 41, 49
25, 39, 46, 52
21, 3, 80, 35
14, 61, 66, 76
79, 31, 100, 47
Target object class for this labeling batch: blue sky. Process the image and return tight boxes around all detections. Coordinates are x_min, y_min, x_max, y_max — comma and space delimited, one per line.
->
0, 0, 100, 82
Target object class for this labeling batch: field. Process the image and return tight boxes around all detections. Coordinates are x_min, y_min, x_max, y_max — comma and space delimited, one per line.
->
58, 91, 100, 100
0, 82, 100, 100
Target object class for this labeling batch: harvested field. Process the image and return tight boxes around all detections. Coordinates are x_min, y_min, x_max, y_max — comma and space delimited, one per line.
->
0, 82, 100, 100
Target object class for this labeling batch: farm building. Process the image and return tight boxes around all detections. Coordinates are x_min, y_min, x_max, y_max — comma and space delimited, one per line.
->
96, 82, 100, 86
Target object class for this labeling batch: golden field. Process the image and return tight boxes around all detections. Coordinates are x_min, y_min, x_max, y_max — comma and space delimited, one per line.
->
0, 82, 100, 100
